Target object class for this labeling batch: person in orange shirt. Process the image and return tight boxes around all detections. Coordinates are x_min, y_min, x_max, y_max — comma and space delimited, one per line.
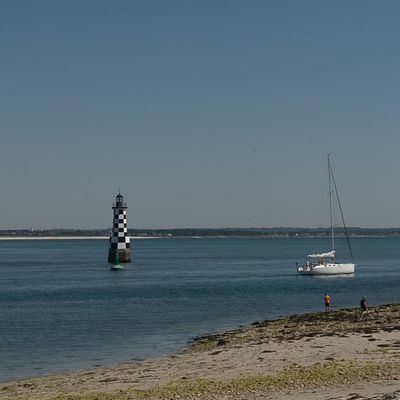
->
324, 292, 331, 312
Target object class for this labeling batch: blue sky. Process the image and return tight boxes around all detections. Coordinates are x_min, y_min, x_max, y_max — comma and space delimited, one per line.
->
1, 1, 400, 229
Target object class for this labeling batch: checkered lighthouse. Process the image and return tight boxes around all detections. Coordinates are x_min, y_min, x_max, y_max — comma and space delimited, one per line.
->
108, 192, 131, 263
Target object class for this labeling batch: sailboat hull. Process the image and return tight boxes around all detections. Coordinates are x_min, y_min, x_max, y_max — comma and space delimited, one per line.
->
298, 263, 355, 275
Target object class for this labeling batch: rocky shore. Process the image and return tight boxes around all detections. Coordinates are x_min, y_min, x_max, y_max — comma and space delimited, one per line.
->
2, 304, 400, 400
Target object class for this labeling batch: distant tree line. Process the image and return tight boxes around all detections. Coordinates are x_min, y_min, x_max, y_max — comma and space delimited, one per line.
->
1, 227, 400, 237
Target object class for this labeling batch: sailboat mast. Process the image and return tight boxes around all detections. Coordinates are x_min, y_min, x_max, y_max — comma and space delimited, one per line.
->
330, 158, 355, 262
328, 154, 335, 253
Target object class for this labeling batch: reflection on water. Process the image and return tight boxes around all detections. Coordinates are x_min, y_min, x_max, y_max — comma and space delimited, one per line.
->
304, 274, 356, 280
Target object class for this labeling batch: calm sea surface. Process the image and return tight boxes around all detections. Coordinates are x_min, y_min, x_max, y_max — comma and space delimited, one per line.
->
1, 237, 399, 382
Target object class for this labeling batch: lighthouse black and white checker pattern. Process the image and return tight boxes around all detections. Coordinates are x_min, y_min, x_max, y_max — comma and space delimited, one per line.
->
108, 192, 131, 263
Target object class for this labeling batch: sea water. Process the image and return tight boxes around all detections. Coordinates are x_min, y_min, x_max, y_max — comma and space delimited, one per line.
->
1, 237, 399, 382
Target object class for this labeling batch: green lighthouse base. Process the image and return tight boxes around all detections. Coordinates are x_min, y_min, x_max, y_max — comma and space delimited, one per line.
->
108, 249, 131, 264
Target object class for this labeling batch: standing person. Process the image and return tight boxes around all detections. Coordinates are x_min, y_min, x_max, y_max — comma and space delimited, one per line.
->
360, 296, 370, 320
324, 292, 331, 312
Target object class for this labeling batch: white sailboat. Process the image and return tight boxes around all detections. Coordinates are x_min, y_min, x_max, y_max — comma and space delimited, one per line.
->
297, 155, 355, 275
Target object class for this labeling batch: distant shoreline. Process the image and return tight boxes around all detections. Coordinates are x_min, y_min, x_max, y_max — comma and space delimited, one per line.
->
0, 227, 400, 239
0, 236, 158, 240
0, 234, 398, 240
0, 236, 108, 240
1, 227, 400, 240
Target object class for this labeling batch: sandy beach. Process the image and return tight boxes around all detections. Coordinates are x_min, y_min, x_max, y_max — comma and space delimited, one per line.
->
1, 304, 400, 399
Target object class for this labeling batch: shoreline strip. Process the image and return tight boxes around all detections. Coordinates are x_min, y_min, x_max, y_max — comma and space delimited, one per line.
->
2, 304, 400, 399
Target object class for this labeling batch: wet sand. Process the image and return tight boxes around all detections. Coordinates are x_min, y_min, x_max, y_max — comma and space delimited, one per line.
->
1, 304, 400, 400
